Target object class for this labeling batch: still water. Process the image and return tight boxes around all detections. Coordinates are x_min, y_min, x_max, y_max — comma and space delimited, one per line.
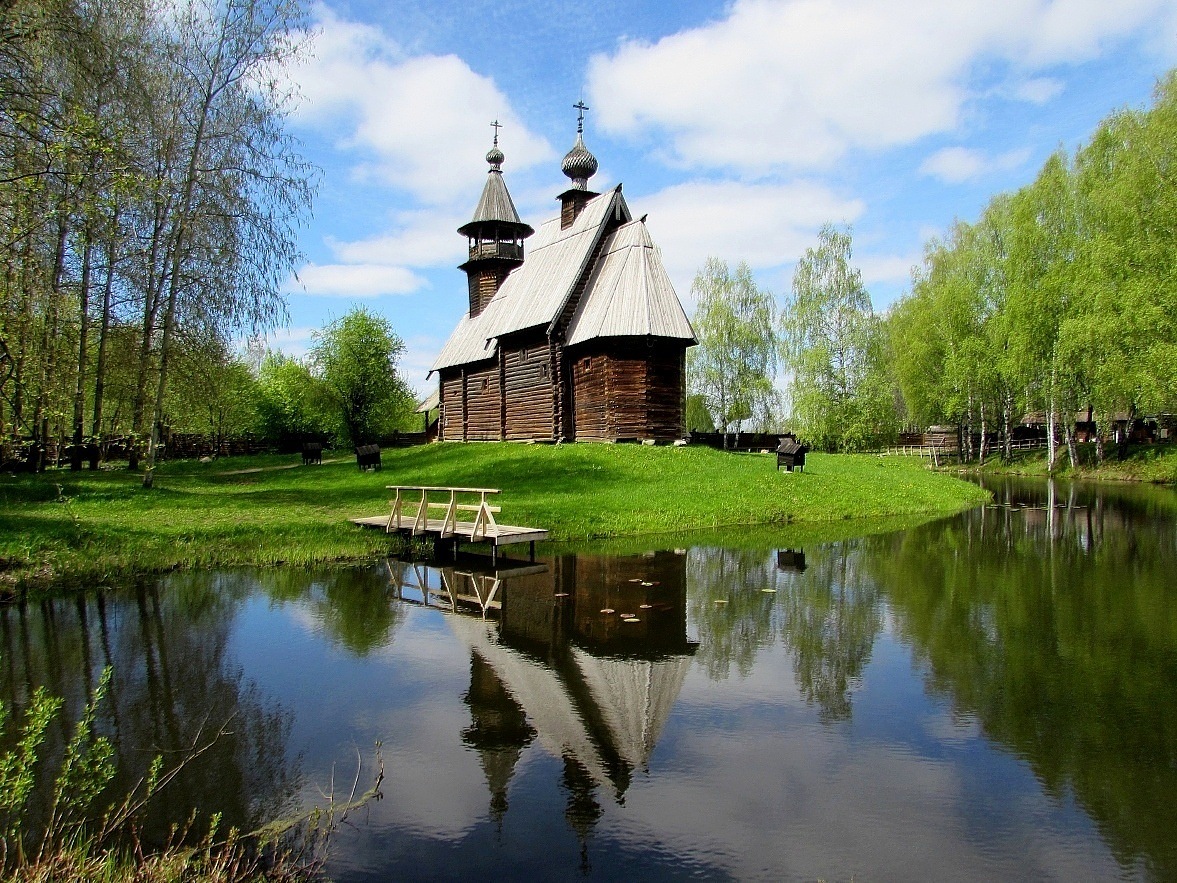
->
3, 477, 1176, 880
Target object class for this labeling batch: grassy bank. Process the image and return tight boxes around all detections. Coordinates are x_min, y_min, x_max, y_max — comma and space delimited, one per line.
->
1, 443, 989, 592
959, 443, 1177, 484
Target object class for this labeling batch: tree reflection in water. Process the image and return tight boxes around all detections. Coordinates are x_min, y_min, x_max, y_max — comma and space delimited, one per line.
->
686, 541, 882, 722
4, 476, 1176, 880
0, 572, 297, 849
869, 477, 1177, 879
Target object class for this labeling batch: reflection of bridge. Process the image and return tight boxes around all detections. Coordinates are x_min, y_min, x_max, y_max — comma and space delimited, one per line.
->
386, 550, 698, 836
386, 558, 547, 618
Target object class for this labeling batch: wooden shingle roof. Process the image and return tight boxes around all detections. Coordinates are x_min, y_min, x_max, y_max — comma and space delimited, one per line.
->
480, 187, 627, 340
432, 183, 694, 374
565, 219, 695, 346
458, 167, 533, 237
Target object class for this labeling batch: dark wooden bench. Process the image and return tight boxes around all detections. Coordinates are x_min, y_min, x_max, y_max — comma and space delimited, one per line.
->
302, 441, 323, 465
355, 444, 382, 471
776, 439, 808, 472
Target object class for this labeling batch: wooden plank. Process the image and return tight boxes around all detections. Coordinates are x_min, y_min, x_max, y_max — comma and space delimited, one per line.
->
351, 515, 548, 546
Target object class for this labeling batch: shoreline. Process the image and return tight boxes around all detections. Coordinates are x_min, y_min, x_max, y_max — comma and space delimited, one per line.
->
1, 443, 990, 596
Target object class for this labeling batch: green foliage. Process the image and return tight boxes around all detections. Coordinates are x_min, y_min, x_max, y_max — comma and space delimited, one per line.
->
167, 339, 262, 443
0, 668, 115, 869
255, 351, 334, 447
311, 308, 414, 446
684, 394, 715, 432
0, 687, 63, 860
687, 258, 778, 432
0, 444, 989, 591
888, 71, 1177, 464
782, 224, 897, 451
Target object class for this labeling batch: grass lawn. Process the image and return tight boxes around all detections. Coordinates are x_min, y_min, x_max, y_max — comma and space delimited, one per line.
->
1, 442, 989, 593
959, 442, 1177, 484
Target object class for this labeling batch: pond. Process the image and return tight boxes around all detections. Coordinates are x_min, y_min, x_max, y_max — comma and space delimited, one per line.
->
3, 476, 1176, 880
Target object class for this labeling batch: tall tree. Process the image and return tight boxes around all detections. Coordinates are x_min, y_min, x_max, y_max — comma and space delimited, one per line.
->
687, 258, 777, 433
141, 0, 314, 487
310, 307, 414, 446
782, 224, 895, 452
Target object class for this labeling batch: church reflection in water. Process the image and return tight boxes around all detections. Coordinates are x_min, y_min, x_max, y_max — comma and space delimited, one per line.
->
388, 551, 698, 849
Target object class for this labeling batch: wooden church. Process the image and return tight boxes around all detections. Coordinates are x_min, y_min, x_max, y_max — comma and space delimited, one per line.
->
431, 109, 695, 442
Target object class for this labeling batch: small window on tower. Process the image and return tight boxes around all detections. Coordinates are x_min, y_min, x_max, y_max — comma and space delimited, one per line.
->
540, 363, 549, 380
481, 378, 489, 392
520, 347, 529, 361
583, 357, 592, 370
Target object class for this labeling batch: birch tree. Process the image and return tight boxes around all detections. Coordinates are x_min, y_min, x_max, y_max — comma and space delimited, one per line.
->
687, 258, 777, 433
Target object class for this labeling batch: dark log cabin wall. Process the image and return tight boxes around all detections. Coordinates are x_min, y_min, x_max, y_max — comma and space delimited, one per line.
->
439, 369, 462, 441
501, 333, 555, 441
463, 360, 501, 441
571, 338, 686, 441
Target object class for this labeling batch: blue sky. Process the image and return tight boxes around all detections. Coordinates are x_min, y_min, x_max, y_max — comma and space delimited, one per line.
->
272, 0, 1177, 396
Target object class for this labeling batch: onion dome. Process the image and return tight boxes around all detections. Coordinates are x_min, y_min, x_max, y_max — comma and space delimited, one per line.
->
561, 133, 598, 189
486, 143, 505, 169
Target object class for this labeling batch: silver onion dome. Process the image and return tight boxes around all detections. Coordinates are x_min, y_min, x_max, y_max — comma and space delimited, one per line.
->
561, 133, 598, 189
486, 144, 505, 169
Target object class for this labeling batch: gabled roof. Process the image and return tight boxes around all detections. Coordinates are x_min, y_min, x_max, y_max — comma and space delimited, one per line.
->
565, 219, 695, 346
431, 311, 496, 372
432, 183, 698, 375
479, 187, 629, 340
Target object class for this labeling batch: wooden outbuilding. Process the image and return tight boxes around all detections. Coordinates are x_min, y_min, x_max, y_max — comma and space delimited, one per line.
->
776, 439, 808, 472
431, 111, 696, 443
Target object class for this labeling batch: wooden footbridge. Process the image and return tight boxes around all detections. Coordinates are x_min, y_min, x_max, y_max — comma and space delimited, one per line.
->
351, 485, 548, 562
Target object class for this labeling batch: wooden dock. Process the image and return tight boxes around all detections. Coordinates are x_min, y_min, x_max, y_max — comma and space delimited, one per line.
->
351, 485, 548, 562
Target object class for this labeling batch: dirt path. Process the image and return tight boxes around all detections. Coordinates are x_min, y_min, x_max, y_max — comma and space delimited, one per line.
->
216, 457, 347, 476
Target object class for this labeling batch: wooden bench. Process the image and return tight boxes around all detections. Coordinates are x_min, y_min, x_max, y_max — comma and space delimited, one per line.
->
302, 441, 323, 465
386, 485, 502, 540
355, 444, 382, 471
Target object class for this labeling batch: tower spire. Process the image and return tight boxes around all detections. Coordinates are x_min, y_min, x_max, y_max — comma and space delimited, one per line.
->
459, 121, 533, 317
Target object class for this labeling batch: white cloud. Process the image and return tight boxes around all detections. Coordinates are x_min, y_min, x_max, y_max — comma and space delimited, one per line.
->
1009, 77, 1065, 104
918, 146, 1031, 183
287, 5, 553, 204
330, 209, 466, 268
856, 253, 919, 286
637, 179, 865, 300
258, 326, 317, 359
293, 262, 426, 297
587, 0, 1171, 173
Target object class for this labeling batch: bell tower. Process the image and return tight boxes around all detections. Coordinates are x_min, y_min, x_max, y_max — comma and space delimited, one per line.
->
458, 121, 534, 317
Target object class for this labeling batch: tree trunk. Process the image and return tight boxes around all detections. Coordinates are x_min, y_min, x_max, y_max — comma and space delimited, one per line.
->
1002, 392, 1012, 461
1047, 397, 1057, 471
128, 206, 168, 472
30, 211, 70, 473
978, 400, 988, 466
71, 232, 93, 471
90, 221, 117, 469
1064, 419, 1078, 469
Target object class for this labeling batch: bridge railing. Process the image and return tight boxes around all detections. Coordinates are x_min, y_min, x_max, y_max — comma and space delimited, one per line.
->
386, 485, 502, 540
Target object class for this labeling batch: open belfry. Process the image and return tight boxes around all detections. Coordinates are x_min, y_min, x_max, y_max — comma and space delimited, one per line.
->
431, 105, 696, 442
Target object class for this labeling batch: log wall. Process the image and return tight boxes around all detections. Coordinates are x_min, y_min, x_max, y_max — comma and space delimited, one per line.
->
439, 370, 462, 441
502, 336, 556, 441
463, 361, 501, 441
570, 338, 686, 441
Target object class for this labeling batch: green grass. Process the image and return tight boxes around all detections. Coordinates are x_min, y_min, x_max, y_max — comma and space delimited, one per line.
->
0, 442, 989, 593
960, 442, 1177, 484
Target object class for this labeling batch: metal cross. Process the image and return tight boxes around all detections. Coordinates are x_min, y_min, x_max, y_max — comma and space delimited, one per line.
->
573, 100, 589, 134
490, 119, 502, 145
